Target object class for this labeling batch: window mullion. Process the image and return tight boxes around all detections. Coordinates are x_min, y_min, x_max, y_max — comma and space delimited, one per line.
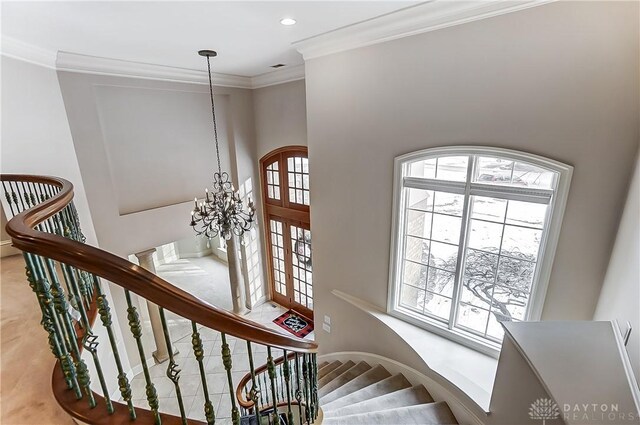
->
448, 155, 476, 330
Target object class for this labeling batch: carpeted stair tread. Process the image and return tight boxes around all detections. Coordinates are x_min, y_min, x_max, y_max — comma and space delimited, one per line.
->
318, 360, 343, 380
318, 361, 371, 398
322, 373, 411, 412
319, 365, 391, 405
323, 385, 434, 418
318, 360, 355, 387
322, 401, 459, 425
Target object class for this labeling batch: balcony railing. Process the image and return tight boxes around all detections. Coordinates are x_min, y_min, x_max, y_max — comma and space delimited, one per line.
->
1, 174, 319, 425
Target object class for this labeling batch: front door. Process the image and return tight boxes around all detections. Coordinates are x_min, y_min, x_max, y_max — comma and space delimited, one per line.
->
261, 147, 313, 319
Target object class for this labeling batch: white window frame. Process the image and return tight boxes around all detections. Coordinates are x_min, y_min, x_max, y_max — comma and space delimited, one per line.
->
387, 146, 573, 357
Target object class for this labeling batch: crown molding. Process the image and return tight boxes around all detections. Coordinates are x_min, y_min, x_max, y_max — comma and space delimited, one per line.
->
1, 36, 57, 69
56, 51, 253, 88
251, 64, 305, 89
293, 0, 555, 60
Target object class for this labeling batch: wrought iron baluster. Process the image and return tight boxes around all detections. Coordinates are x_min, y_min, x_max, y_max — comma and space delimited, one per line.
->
267, 347, 279, 425
294, 353, 303, 424
158, 308, 187, 424
221, 333, 240, 425
93, 275, 136, 419
302, 354, 310, 424
282, 350, 294, 425
124, 290, 161, 424
23, 252, 78, 393
191, 322, 215, 424
33, 253, 95, 406
246, 341, 261, 425
312, 354, 318, 421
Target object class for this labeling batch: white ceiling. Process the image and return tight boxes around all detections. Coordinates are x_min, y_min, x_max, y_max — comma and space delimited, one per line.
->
1, 1, 419, 77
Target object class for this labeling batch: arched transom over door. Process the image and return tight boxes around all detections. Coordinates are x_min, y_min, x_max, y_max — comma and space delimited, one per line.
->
260, 146, 313, 320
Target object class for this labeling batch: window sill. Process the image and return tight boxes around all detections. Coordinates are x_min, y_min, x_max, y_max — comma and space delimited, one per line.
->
392, 306, 502, 358
332, 289, 497, 413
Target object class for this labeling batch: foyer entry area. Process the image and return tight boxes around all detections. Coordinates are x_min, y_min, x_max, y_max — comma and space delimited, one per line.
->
124, 251, 314, 422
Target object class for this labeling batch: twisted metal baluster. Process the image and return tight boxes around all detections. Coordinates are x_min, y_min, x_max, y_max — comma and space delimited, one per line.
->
312, 354, 319, 421
191, 322, 215, 424
94, 276, 136, 419
34, 253, 95, 407
267, 347, 279, 424
246, 342, 261, 424
23, 253, 78, 394
279, 361, 285, 402
294, 353, 303, 423
302, 354, 310, 424
307, 355, 316, 423
282, 350, 294, 425
124, 290, 161, 424
261, 368, 269, 414
221, 333, 240, 425
158, 308, 187, 424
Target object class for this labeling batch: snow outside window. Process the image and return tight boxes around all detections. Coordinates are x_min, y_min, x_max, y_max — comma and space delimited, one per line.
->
388, 147, 572, 354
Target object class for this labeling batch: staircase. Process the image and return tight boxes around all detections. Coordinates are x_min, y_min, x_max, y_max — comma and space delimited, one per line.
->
316, 360, 458, 425
1, 173, 459, 425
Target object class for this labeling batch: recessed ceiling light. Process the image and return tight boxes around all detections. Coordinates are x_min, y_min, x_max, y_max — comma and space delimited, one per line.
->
280, 18, 296, 26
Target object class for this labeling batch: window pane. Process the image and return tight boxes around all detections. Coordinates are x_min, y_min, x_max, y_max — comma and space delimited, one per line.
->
470, 196, 507, 223
406, 210, 432, 239
486, 313, 506, 340
405, 236, 430, 264
461, 279, 492, 310
475, 157, 513, 184
423, 293, 452, 321
427, 268, 455, 297
467, 219, 503, 254
408, 158, 436, 178
432, 214, 461, 244
473, 158, 556, 189
501, 225, 542, 260
492, 285, 529, 321
433, 192, 464, 216
506, 201, 547, 229
464, 249, 499, 282
512, 162, 555, 189
496, 256, 535, 292
400, 284, 425, 312
403, 260, 427, 288
457, 303, 489, 334
435, 156, 469, 182
429, 241, 458, 272
407, 188, 434, 211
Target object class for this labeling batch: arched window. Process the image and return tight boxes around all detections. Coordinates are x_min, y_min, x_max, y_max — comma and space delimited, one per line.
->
260, 146, 313, 319
388, 146, 572, 354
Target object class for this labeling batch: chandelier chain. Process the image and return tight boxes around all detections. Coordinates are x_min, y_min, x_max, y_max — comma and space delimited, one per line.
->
205, 55, 222, 177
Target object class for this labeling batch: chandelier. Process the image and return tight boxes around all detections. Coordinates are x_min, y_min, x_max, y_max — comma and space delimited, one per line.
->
190, 50, 256, 240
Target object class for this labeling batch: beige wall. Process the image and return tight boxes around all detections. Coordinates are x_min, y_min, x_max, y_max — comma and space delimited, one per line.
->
305, 0, 638, 384
594, 155, 640, 383
57, 71, 258, 258
253, 79, 307, 159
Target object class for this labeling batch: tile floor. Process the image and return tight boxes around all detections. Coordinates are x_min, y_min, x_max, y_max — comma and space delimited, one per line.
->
127, 255, 314, 422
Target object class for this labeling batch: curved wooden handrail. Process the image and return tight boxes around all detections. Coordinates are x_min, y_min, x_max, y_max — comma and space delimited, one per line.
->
2, 174, 318, 354
235, 352, 297, 409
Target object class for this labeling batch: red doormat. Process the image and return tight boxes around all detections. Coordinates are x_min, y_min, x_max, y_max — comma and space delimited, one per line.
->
273, 310, 313, 338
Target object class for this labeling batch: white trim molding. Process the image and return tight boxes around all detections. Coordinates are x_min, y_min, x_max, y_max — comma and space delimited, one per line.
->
1, 38, 304, 89
56, 51, 252, 88
1, 36, 57, 69
293, 0, 555, 60
251, 64, 305, 89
